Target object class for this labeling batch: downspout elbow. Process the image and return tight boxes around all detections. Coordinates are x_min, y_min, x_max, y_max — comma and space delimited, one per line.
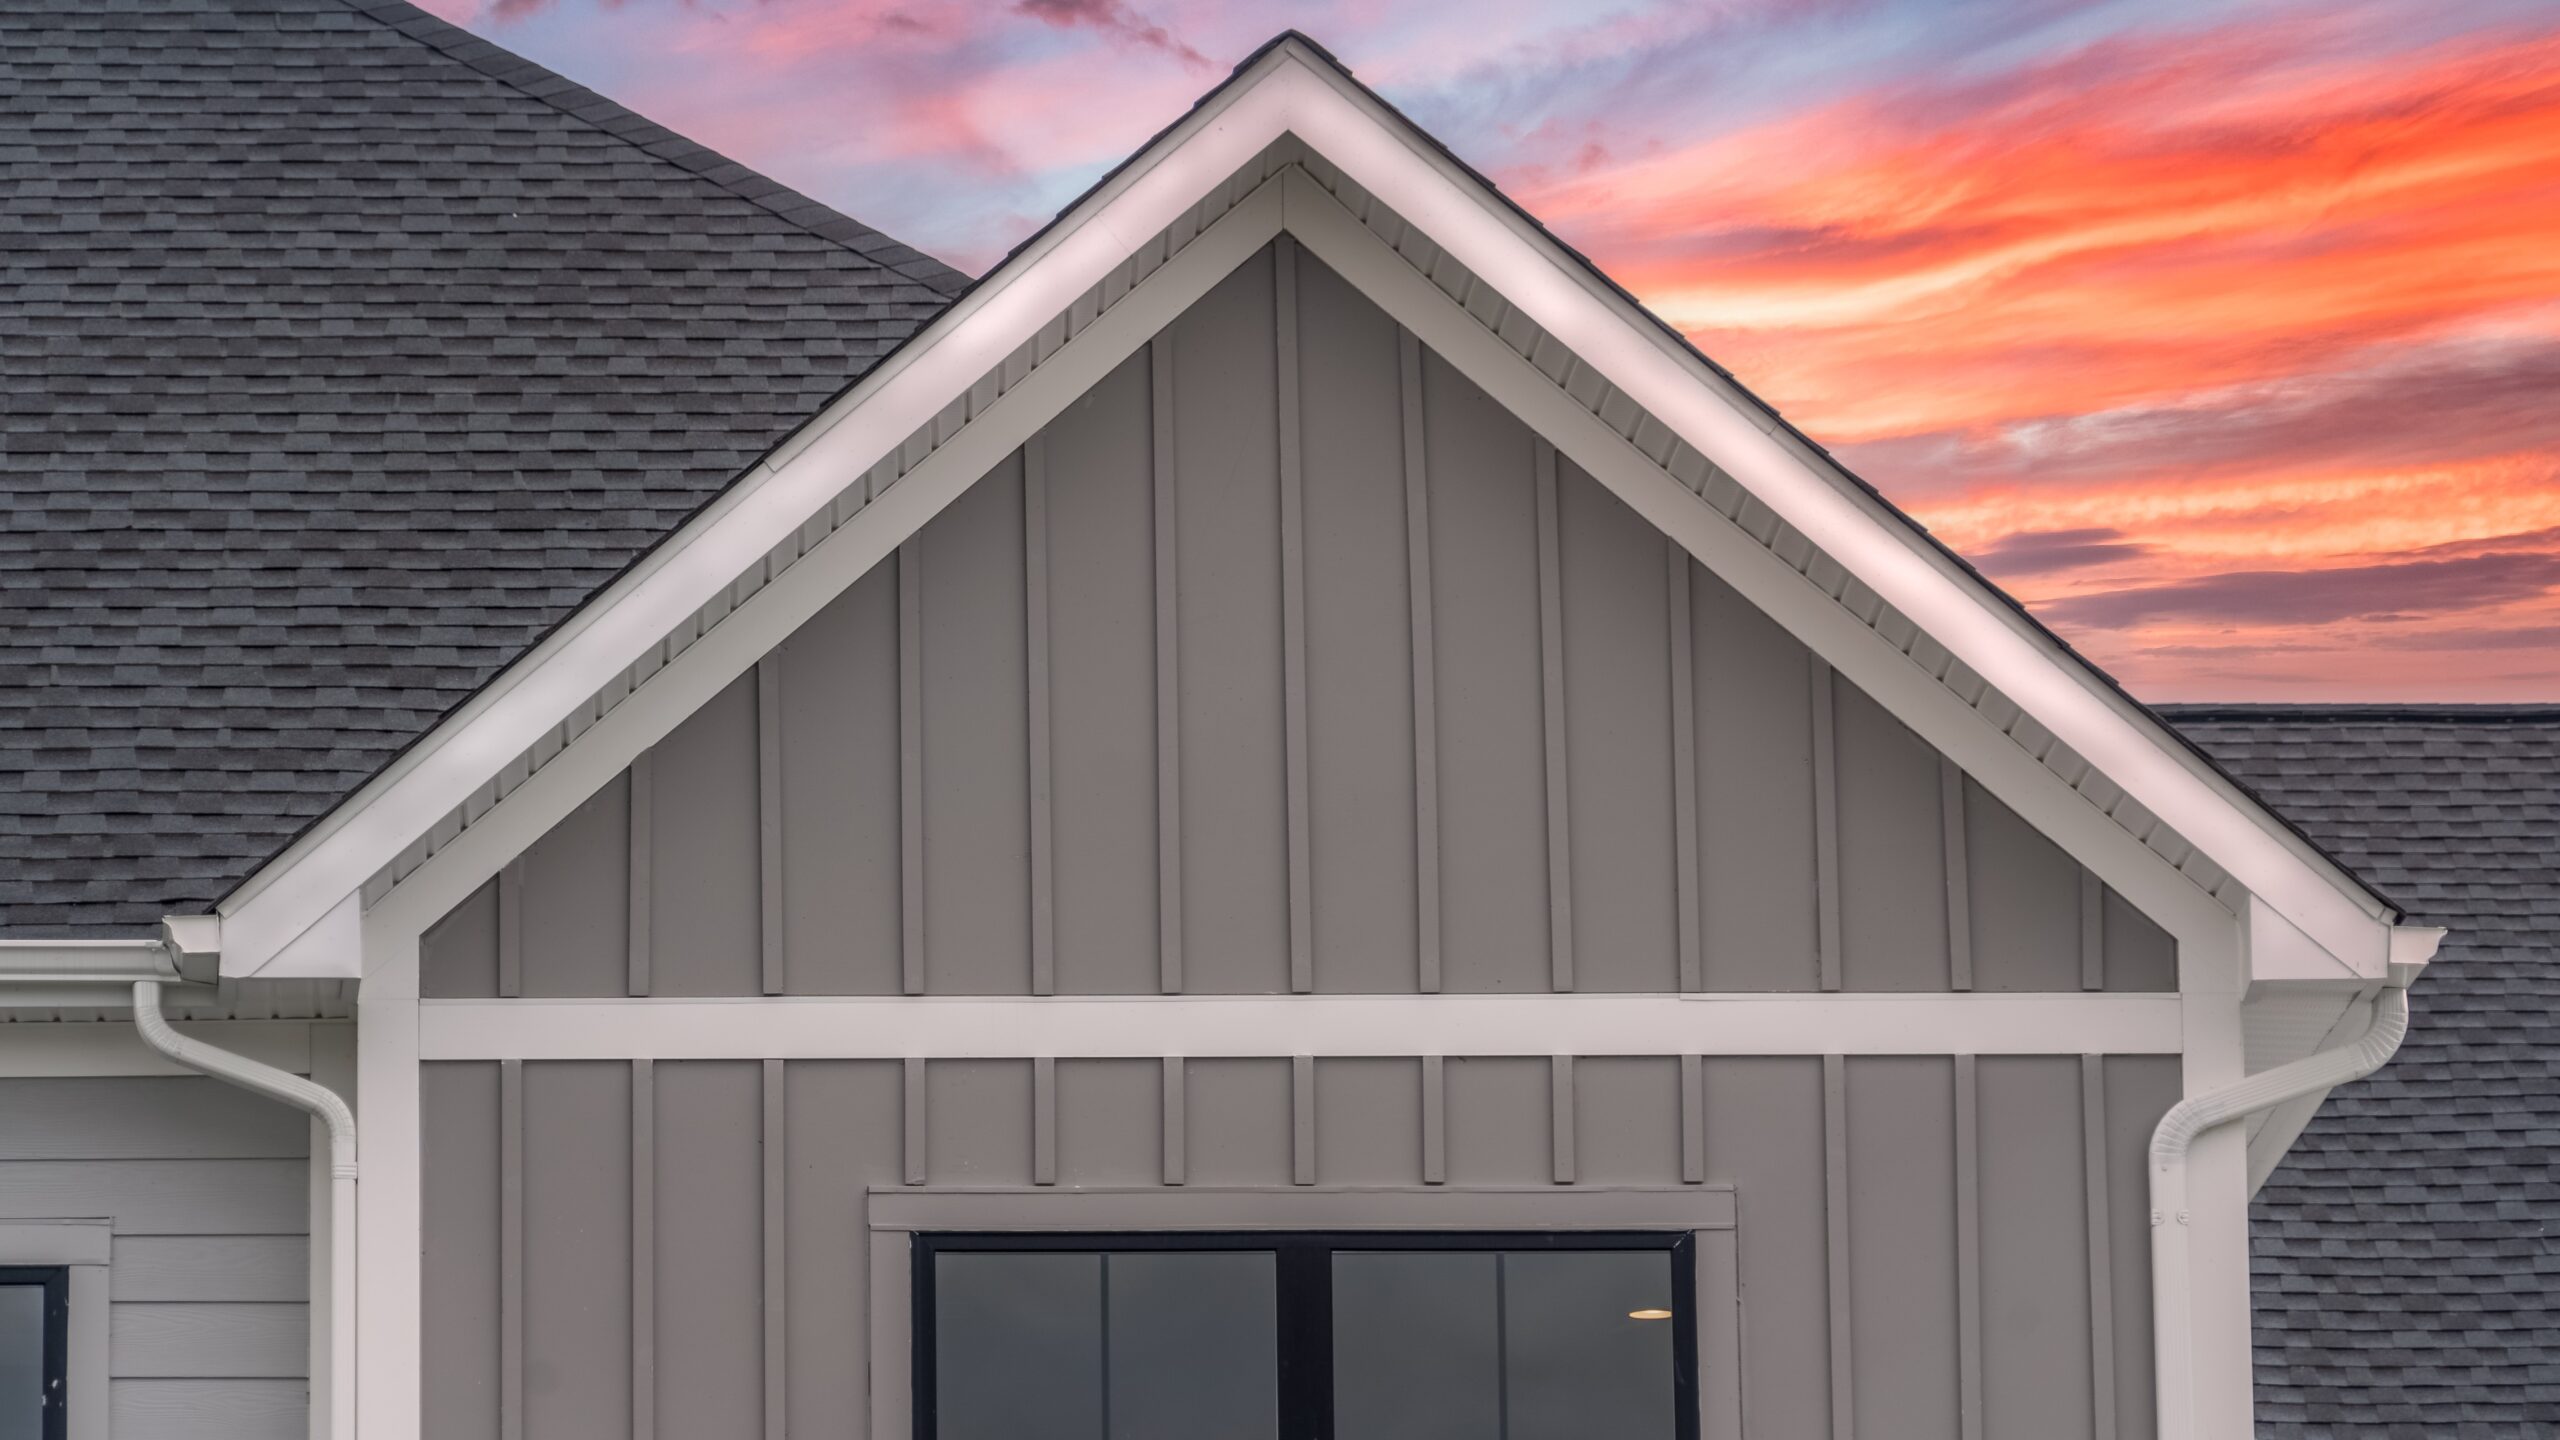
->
2149, 987, 2408, 1176
132, 979, 358, 1178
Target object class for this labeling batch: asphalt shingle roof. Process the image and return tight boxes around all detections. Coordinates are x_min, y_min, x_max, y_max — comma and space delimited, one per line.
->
0, 0, 965, 933
2166, 705, 2560, 1439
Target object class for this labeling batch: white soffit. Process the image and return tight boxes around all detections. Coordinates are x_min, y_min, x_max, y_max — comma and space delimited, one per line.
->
213, 36, 2397, 978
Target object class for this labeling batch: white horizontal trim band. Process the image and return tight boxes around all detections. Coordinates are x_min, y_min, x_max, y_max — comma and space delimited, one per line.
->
869, 1186, 1736, 1233
417, 992, 2181, 1060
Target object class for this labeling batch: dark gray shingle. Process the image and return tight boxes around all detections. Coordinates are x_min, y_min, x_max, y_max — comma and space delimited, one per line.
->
1, 0, 964, 933
2167, 706, 2560, 1439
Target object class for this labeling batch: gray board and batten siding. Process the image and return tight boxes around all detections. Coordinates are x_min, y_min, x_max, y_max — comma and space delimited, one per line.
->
418, 240, 2177, 1003
0, 1076, 312, 1440
418, 241, 2187, 1440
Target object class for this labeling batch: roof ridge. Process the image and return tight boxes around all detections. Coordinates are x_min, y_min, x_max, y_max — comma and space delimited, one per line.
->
2160, 703, 2560, 722
332, 0, 972, 296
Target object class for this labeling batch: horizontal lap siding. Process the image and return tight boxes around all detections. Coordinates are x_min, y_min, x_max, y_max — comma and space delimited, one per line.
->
422, 1054, 2180, 1440
0, 1075, 311, 1440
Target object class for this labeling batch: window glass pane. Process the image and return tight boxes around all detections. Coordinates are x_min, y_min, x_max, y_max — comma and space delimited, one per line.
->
1106, 1251, 1278, 1440
1331, 1252, 1502, 1440
933, 1252, 1102, 1440
1502, 1250, 1677, 1440
0, 1284, 42, 1440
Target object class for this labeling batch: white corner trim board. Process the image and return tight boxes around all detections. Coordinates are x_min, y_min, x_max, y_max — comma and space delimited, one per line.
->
416, 992, 2185, 1061
210, 38, 2395, 979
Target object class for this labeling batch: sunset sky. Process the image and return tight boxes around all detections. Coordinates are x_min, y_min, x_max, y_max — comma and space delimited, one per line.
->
419, 0, 2560, 700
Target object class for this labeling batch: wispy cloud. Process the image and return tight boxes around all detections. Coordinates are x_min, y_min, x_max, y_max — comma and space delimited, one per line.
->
413, 0, 2560, 697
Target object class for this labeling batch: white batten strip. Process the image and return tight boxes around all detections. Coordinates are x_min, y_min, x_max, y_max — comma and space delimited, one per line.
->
417, 992, 2180, 1060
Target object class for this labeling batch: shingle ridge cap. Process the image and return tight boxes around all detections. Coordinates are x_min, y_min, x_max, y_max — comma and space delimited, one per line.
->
331, 0, 972, 297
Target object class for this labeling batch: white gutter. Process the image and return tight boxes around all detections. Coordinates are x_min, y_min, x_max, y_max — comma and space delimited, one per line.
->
134, 978, 356, 1440
2148, 984, 2410, 1439
0, 939, 179, 1008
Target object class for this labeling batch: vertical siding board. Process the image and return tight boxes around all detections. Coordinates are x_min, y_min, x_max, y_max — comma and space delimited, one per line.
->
1556, 461, 1679, 992
1533, 439, 1575, 992
630, 1062, 654, 1440
1844, 1058, 1961, 1440
2083, 1057, 2118, 1440
1161, 1058, 1186, 1185
762, 1061, 787, 1440
521, 1062, 634, 1440
898, 544, 926, 995
1680, 1054, 1706, 1184
1044, 353, 1161, 995
1400, 329, 1443, 993
916, 457, 1033, 993
1311, 1058, 1424, 1185
421, 878, 500, 1000
1151, 339, 1185, 994
1668, 545, 1703, 992
1955, 1056, 1984, 1440
1693, 568, 1820, 989
651, 678, 763, 994
1977, 1056, 2097, 1440
627, 752, 653, 996
1275, 237, 1317, 995
1550, 1055, 1576, 1184
1421, 1055, 1447, 1185
2081, 872, 2107, 992
1170, 249, 1290, 994
498, 1061, 522, 1440
1834, 680, 1951, 991
1941, 760, 1972, 992
1423, 347, 1549, 992
1810, 660, 1842, 991
1187, 1060, 1293, 1186
1291, 1055, 1317, 1185
777, 570, 905, 994
758, 661, 785, 996
1033, 1057, 1058, 1186
1296, 257, 1418, 994
422, 1063, 501, 1440
1025, 434, 1057, 996
496, 861, 523, 1000
654, 1063, 766, 1439
514, 777, 632, 996
902, 1058, 926, 1185
1823, 1055, 1854, 1440
1965, 779, 2085, 992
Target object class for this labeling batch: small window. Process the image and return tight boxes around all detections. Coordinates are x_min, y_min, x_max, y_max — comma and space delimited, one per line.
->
0, 1268, 66, 1440
914, 1234, 1695, 1440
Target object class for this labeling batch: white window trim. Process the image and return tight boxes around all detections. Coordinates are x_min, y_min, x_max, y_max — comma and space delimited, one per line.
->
870, 1185, 1743, 1440
0, 1220, 108, 1440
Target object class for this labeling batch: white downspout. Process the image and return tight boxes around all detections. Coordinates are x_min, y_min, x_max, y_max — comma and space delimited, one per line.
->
2148, 984, 2409, 1440
134, 979, 357, 1440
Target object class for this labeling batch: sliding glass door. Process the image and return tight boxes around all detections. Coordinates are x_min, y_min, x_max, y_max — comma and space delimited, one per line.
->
915, 1233, 1695, 1440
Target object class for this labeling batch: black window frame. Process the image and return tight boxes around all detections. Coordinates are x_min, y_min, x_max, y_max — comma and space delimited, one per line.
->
912, 1230, 1699, 1440
0, 1266, 68, 1440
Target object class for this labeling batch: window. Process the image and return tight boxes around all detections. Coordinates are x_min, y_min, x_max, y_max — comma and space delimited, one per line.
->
0, 1269, 65, 1440
914, 1234, 1697, 1440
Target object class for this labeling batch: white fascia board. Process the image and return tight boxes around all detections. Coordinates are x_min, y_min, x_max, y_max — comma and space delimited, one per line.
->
418, 992, 2183, 1060
220, 37, 2387, 977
